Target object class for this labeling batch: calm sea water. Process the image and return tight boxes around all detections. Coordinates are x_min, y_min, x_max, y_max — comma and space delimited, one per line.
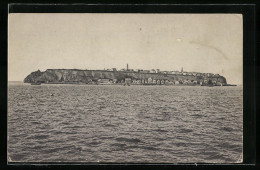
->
8, 82, 243, 163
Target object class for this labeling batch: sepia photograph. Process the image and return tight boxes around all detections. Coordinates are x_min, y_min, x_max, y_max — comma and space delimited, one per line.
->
8, 13, 243, 163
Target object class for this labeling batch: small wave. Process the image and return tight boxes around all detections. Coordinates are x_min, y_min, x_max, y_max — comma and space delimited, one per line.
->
104, 123, 116, 127
115, 137, 142, 143
117, 144, 157, 151
88, 141, 101, 146
217, 117, 225, 120
190, 114, 203, 118
30, 121, 42, 125
29, 145, 46, 150
99, 136, 112, 140
99, 106, 106, 109
178, 128, 193, 133
111, 143, 127, 148
53, 131, 64, 135
175, 142, 188, 147
155, 129, 168, 133
221, 127, 234, 132
26, 134, 49, 140
14, 109, 24, 113
43, 147, 64, 154
141, 146, 157, 151
218, 142, 242, 150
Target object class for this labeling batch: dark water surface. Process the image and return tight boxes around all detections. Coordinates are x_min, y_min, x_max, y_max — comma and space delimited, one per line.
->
8, 83, 243, 163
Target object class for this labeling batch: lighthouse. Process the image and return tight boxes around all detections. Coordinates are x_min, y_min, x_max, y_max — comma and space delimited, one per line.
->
127, 64, 129, 71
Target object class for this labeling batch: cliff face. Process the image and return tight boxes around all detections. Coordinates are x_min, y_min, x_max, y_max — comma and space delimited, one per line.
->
24, 69, 227, 85
24, 70, 44, 83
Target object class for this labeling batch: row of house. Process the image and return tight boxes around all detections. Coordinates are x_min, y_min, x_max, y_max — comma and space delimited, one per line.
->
104, 68, 220, 77
103, 64, 221, 77
95, 77, 222, 86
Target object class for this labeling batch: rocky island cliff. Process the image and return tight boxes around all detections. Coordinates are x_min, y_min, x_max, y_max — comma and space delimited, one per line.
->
24, 69, 227, 86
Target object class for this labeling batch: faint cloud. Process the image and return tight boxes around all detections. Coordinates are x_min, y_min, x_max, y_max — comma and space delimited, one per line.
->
189, 41, 229, 61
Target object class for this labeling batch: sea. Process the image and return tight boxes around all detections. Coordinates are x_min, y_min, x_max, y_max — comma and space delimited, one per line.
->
8, 82, 243, 163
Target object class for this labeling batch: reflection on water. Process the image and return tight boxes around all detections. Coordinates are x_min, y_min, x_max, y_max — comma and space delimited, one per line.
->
8, 83, 243, 163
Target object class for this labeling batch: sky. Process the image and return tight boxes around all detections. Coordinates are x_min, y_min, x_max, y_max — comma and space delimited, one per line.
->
8, 14, 243, 84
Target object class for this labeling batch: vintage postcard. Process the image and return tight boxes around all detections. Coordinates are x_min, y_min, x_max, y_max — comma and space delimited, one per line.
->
8, 13, 243, 163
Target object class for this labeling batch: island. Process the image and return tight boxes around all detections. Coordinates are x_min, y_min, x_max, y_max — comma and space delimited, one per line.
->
24, 65, 234, 86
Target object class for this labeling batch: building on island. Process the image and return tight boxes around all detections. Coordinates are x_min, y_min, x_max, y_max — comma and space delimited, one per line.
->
112, 79, 117, 83
150, 69, 156, 73
141, 70, 150, 73
148, 77, 153, 84
98, 79, 111, 85
125, 78, 131, 84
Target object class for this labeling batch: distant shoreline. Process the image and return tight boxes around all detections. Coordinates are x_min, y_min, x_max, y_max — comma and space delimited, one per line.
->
8, 81, 237, 87
8, 81, 241, 85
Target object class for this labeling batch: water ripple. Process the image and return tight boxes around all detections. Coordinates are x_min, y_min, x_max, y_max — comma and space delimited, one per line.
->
8, 84, 243, 163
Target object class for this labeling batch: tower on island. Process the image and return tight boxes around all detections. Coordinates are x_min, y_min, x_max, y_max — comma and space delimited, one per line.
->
127, 64, 129, 71
181, 67, 183, 73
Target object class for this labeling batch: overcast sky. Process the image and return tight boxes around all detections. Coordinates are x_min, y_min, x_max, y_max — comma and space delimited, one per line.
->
8, 14, 243, 84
